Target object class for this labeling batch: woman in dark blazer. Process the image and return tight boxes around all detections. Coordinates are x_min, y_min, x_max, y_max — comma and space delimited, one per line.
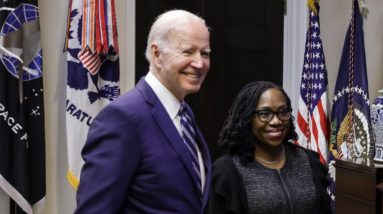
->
209, 81, 331, 214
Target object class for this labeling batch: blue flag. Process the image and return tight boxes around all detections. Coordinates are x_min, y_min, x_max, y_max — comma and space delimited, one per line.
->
328, 0, 374, 212
0, 1, 45, 213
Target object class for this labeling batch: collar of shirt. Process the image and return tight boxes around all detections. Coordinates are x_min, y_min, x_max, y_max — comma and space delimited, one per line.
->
145, 71, 181, 121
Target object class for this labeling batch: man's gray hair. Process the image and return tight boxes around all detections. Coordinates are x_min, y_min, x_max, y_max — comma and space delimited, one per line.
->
145, 10, 207, 62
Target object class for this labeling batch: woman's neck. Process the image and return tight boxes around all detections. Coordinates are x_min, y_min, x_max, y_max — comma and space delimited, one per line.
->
254, 144, 286, 168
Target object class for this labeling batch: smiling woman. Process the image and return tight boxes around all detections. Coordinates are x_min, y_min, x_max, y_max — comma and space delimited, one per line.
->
209, 81, 332, 214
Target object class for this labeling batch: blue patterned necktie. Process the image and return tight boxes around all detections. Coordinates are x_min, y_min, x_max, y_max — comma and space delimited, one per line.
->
179, 102, 202, 192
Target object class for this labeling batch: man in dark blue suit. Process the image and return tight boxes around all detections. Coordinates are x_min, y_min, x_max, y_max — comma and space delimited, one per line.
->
75, 9, 212, 213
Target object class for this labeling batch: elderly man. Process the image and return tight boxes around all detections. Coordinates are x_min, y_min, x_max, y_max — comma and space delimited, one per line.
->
75, 9, 212, 214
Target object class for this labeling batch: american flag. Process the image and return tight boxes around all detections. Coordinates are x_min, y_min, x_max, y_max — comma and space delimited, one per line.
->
296, 2, 329, 164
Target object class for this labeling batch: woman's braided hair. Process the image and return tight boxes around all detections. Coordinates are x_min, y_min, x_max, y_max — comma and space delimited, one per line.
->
218, 81, 298, 165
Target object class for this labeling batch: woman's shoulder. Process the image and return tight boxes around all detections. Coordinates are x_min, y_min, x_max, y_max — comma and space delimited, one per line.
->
210, 155, 249, 214
285, 142, 327, 172
213, 154, 235, 170
213, 154, 244, 178
286, 142, 320, 159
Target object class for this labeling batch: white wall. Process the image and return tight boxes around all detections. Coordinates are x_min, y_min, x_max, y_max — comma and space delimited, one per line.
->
321, 0, 383, 101
283, 0, 307, 116
1, 0, 382, 213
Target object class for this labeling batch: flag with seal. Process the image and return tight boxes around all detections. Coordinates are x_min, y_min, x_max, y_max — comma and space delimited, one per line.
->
328, 0, 373, 212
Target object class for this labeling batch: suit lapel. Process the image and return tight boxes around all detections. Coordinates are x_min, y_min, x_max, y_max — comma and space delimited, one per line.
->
136, 78, 203, 194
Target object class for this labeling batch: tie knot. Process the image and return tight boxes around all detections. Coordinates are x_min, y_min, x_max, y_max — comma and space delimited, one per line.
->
179, 102, 194, 135
178, 101, 187, 116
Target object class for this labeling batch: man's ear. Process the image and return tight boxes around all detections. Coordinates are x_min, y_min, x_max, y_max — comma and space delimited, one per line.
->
151, 43, 161, 65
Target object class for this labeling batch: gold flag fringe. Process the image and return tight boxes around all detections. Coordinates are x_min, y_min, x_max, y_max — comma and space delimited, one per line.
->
307, 0, 318, 15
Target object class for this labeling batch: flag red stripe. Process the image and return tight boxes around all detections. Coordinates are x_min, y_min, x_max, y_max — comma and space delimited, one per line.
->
317, 99, 329, 141
99, 0, 108, 53
310, 112, 318, 147
81, 0, 87, 50
111, 0, 119, 52
95, 0, 101, 53
297, 111, 309, 139
310, 114, 326, 163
